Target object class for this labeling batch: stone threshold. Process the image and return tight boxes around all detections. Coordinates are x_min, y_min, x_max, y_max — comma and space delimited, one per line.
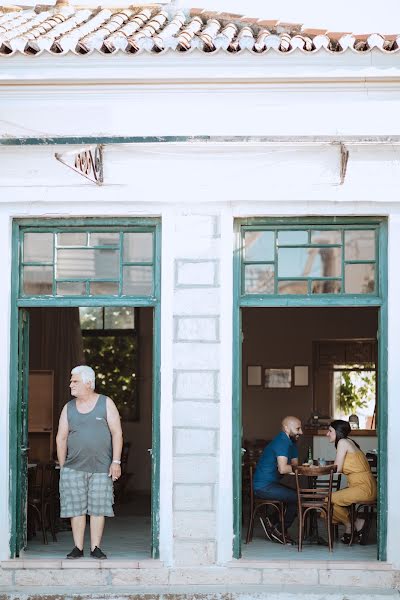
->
1, 558, 392, 571
228, 559, 394, 571
1, 558, 163, 569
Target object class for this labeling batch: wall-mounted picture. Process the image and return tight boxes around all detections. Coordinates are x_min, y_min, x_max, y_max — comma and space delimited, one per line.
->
247, 365, 262, 386
294, 365, 309, 386
264, 368, 292, 388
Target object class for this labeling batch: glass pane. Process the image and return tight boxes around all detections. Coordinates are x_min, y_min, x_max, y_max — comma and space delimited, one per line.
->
278, 247, 341, 278
57, 233, 87, 246
123, 266, 153, 295
23, 233, 53, 263
57, 248, 119, 280
104, 307, 135, 329
90, 282, 119, 296
244, 264, 274, 294
79, 307, 103, 329
243, 231, 274, 262
57, 281, 86, 296
278, 280, 308, 294
311, 280, 341, 294
277, 231, 308, 245
311, 230, 341, 245
89, 232, 120, 247
23, 265, 53, 295
345, 263, 375, 294
345, 230, 375, 261
123, 233, 153, 263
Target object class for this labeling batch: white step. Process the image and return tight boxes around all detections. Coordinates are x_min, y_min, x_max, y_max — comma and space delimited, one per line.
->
0, 585, 399, 600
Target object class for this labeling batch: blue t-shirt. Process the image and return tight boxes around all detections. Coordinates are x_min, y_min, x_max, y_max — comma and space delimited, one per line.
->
253, 431, 299, 491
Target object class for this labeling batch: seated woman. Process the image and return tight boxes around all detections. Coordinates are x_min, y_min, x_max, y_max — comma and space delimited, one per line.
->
327, 419, 377, 545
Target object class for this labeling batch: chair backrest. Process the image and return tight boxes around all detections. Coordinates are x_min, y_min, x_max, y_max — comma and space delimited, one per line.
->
28, 463, 43, 500
366, 453, 378, 478
41, 463, 58, 501
294, 465, 337, 509
314, 473, 342, 492
246, 461, 257, 507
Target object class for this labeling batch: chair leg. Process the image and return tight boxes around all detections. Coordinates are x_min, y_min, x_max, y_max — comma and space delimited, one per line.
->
48, 501, 57, 542
246, 506, 256, 544
297, 511, 303, 552
279, 504, 286, 544
327, 510, 333, 552
349, 504, 355, 546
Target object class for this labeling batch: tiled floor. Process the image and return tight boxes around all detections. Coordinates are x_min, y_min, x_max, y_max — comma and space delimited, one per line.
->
241, 516, 378, 561
24, 500, 151, 559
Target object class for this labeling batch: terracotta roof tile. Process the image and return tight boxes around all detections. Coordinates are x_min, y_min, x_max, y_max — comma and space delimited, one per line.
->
0, 3, 398, 56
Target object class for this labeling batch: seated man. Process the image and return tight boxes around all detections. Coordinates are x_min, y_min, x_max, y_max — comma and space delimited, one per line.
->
253, 415, 303, 544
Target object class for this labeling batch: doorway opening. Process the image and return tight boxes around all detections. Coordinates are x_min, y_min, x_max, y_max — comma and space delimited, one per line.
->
241, 306, 379, 561
22, 305, 154, 559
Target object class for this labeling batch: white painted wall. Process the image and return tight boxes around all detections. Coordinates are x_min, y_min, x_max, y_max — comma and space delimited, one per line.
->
1, 51, 400, 567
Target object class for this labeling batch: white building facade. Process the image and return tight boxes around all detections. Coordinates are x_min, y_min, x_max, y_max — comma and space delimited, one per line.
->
1, 2, 400, 590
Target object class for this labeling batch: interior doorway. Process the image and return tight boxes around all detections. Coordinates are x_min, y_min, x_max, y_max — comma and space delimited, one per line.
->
241, 306, 379, 560
21, 306, 154, 559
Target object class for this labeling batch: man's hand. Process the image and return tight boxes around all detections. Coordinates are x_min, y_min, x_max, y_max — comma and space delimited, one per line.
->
109, 462, 121, 482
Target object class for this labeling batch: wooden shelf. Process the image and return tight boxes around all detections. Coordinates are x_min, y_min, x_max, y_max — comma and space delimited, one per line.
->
28, 370, 54, 462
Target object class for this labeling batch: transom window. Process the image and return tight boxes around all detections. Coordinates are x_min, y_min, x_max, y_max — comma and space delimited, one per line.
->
241, 226, 378, 296
20, 228, 155, 298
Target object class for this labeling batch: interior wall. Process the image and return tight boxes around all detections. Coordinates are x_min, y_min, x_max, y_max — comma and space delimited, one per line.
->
242, 307, 378, 442
123, 307, 153, 494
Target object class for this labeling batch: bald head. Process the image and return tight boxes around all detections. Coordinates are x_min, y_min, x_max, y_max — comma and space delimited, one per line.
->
282, 416, 303, 441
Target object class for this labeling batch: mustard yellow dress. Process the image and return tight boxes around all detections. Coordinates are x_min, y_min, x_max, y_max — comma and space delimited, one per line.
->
331, 450, 377, 526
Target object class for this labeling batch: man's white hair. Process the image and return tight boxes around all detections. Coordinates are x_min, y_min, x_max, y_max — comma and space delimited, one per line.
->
71, 365, 95, 389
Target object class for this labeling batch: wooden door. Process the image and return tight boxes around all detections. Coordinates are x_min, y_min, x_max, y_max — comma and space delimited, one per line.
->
15, 309, 30, 556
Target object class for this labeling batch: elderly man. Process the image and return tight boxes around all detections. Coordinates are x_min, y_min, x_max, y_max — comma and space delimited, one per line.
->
253, 416, 303, 544
56, 365, 123, 560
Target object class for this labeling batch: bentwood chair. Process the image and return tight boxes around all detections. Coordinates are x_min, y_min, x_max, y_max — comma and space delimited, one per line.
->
295, 465, 337, 552
27, 462, 58, 544
245, 462, 286, 544
314, 472, 342, 540
349, 453, 377, 546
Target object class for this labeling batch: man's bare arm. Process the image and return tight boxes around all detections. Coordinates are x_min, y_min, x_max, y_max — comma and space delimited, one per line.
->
56, 405, 68, 467
106, 397, 123, 481
277, 455, 293, 475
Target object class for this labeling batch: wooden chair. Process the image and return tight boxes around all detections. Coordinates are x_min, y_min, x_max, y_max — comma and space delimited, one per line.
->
27, 462, 58, 544
295, 465, 337, 552
315, 472, 342, 540
349, 453, 377, 546
245, 462, 286, 544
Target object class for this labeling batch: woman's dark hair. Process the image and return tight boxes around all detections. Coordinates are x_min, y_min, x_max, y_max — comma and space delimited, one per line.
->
329, 419, 360, 449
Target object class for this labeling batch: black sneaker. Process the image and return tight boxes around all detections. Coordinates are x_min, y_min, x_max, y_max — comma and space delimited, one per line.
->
66, 546, 84, 559
90, 546, 107, 559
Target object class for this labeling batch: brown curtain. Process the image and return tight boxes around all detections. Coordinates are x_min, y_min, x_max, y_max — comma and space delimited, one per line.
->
29, 307, 85, 429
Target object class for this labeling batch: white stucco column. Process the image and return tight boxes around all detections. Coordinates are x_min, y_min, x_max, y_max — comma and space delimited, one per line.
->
386, 213, 400, 568
0, 212, 12, 560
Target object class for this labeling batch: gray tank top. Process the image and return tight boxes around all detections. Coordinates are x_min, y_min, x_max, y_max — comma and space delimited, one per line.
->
64, 395, 112, 473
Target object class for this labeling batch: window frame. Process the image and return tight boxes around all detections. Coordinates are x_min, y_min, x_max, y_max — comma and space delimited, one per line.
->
19, 224, 157, 301
240, 223, 379, 299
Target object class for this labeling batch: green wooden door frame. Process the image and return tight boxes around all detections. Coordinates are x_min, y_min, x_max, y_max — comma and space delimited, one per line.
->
9, 217, 162, 558
232, 217, 388, 560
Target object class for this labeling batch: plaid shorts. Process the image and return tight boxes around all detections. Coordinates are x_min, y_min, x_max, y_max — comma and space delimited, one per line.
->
60, 467, 114, 518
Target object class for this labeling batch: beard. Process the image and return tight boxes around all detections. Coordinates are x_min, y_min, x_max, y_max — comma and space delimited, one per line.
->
289, 434, 299, 443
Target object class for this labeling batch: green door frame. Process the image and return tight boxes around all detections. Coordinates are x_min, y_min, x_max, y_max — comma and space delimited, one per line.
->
232, 217, 388, 560
9, 217, 162, 558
